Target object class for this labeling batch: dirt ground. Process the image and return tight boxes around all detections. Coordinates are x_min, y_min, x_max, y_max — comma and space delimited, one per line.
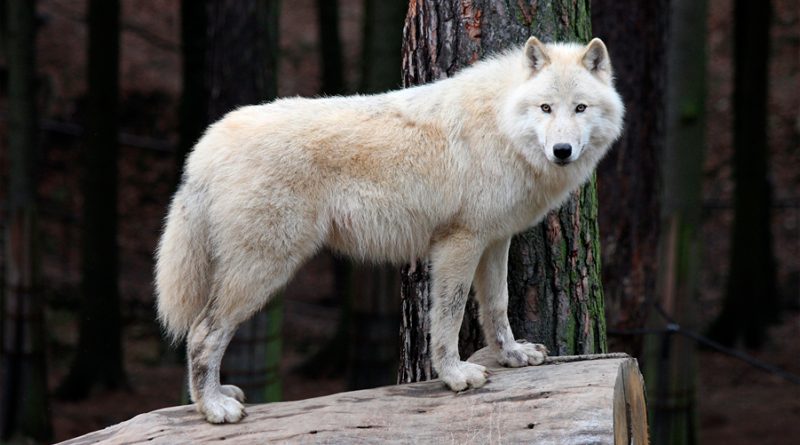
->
8, 0, 800, 443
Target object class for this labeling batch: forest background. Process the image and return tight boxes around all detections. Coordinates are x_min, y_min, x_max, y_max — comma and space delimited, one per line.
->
0, 0, 798, 443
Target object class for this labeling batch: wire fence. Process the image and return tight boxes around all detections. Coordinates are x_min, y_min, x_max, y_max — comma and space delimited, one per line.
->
609, 302, 800, 385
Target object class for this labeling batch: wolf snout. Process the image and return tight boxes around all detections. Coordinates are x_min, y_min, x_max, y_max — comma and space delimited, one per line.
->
552, 143, 572, 164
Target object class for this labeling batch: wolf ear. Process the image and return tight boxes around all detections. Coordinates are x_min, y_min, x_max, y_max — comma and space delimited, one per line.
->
582, 38, 612, 81
525, 37, 550, 72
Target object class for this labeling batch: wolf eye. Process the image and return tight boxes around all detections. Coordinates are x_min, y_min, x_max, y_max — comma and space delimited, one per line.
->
540, 104, 551, 113
575, 104, 587, 113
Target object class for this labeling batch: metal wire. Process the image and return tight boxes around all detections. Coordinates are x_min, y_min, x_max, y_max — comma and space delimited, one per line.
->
608, 305, 800, 385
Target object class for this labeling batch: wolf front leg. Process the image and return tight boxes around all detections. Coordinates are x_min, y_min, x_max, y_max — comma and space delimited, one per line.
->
474, 237, 547, 367
429, 233, 489, 391
187, 304, 246, 424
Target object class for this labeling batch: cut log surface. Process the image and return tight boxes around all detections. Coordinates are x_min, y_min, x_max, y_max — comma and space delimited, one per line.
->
59, 351, 647, 444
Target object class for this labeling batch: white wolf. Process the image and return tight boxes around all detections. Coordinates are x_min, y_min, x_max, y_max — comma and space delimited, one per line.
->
156, 37, 624, 423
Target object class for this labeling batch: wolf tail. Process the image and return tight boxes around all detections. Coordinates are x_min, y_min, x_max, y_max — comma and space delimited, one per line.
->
155, 184, 211, 342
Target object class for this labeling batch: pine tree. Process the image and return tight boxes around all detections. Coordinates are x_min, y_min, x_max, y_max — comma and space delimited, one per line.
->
203, 0, 283, 403
709, 0, 778, 348
1, 0, 52, 440
592, 0, 668, 356
58, 0, 126, 400
643, 0, 708, 442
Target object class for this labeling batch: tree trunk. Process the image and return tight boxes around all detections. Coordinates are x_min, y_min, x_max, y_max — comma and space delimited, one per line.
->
57, 0, 126, 400
304, 0, 405, 389
176, 0, 209, 181
205, 0, 278, 118
643, 0, 707, 443
358, 0, 405, 94
316, 0, 344, 94
292, 0, 350, 381
311, 0, 349, 380
591, 1, 667, 355
0, 0, 7, 60
709, 0, 778, 348
60, 355, 647, 445
205, 0, 282, 404
1, 0, 52, 440
347, 264, 400, 389
343, 0, 406, 391
398, 0, 604, 384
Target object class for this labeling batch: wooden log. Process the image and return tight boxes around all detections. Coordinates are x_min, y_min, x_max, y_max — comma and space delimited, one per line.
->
58, 351, 647, 444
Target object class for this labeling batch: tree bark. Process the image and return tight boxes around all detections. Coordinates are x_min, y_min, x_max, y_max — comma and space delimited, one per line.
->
204, 0, 283, 404
59, 355, 647, 445
398, 0, 604, 384
709, 0, 778, 348
643, 0, 707, 443
57, 0, 126, 400
1, 0, 52, 440
591, 1, 667, 355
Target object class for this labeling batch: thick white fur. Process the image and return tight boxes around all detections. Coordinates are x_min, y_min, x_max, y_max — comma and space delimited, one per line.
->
156, 37, 624, 423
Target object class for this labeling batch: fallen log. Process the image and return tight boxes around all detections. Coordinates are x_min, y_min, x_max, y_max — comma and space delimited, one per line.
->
59, 350, 647, 444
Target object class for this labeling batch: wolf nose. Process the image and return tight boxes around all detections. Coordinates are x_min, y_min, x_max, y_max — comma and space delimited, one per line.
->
553, 143, 572, 160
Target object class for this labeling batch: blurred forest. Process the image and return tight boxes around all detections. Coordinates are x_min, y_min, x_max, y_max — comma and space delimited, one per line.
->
0, 0, 798, 444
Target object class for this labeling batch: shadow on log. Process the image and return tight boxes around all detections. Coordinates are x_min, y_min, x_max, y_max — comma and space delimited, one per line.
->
58, 350, 647, 444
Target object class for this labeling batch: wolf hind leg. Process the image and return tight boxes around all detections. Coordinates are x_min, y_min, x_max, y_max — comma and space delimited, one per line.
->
188, 259, 298, 424
474, 237, 547, 368
187, 305, 243, 423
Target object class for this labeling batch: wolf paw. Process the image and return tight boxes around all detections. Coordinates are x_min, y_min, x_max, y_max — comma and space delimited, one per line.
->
497, 339, 548, 367
440, 361, 489, 392
199, 394, 246, 424
220, 384, 246, 403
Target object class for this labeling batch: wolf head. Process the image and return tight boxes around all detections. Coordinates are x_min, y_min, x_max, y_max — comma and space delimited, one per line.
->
500, 37, 624, 170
